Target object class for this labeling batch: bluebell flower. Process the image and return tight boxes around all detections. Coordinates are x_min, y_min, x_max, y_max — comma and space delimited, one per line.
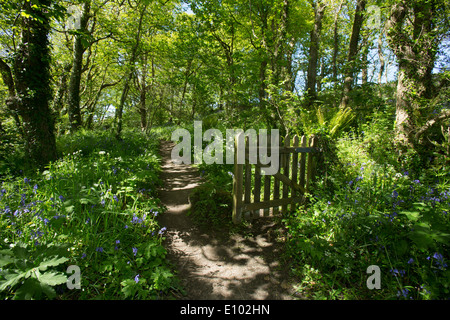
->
432, 252, 447, 270
397, 288, 409, 298
159, 227, 167, 235
132, 247, 138, 256
113, 195, 119, 202
96, 247, 104, 253
134, 274, 140, 283
81, 253, 86, 259
392, 190, 399, 198
24, 178, 30, 184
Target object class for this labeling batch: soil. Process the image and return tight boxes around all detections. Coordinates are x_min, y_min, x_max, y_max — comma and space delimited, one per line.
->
157, 140, 300, 300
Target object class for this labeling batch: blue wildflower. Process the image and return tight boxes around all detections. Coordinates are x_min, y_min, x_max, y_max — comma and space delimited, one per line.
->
397, 288, 409, 298
134, 274, 140, 283
432, 252, 447, 270
132, 247, 138, 256
96, 247, 104, 253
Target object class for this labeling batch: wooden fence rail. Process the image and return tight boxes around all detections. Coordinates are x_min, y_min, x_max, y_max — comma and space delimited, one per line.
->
232, 132, 319, 224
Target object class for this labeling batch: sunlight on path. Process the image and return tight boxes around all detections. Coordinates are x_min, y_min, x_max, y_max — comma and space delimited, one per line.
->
157, 140, 297, 300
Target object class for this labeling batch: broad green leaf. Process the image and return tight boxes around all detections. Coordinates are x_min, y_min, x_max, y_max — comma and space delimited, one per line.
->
38, 256, 69, 271
0, 270, 27, 291
12, 245, 29, 260
39, 282, 57, 299
38, 272, 67, 286
13, 278, 41, 300
121, 279, 138, 298
0, 253, 15, 268
400, 210, 421, 222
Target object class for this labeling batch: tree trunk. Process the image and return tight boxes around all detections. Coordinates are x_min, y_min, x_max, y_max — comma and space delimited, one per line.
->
0, 58, 23, 135
340, 0, 366, 109
331, 1, 343, 108
377, 36, 385, 86
361, 34, 369, 85
305, 0, 325, 109
67, 1, 91, 132
386, 0, 441, 151
115, 5, 146, 139
12, 0, 57, 169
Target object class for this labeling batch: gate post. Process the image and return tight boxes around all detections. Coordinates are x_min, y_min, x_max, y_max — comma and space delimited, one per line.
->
232, 132, 244, 224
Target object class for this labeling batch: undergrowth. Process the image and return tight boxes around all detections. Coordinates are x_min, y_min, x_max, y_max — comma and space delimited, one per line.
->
0, 129, 178, 300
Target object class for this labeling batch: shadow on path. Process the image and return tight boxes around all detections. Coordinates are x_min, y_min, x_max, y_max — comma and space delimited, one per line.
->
157, 140, 297, 300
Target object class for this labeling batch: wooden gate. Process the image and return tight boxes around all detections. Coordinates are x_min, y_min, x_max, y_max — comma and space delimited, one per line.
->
232, 132, 319, 224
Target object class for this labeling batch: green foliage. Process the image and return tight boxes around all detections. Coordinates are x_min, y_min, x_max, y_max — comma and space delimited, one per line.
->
0, 129, 176, 299
284, 113, 450, 300
0, 243, 69, 300
188, 182, 233, 229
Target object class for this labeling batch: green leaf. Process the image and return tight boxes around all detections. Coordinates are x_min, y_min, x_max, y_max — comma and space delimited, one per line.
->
0, 253, 15, 268
38, 272, 67, 286
39, 282, 57, 299
400, 210, 421, 222
12, 245, 29, 260
121, 279, 138, 298
408, 223, 433, 250
13, 278, 41, 300
38, 256, 69, 271
0, 270, 27, 291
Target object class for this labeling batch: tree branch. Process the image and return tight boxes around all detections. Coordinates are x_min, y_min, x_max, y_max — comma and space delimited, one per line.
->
415, 109, 450, 139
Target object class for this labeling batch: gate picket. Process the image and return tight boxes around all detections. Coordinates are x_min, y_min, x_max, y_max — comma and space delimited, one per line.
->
232, 132, 319, 224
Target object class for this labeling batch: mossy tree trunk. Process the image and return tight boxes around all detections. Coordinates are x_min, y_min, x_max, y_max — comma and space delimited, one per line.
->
12, 0, 57, 169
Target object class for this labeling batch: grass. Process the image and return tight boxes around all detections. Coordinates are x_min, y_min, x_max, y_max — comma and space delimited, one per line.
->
0, 129, 178, 300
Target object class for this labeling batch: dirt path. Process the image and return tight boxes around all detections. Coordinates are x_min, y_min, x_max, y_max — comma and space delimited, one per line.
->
157, 140, 297, 300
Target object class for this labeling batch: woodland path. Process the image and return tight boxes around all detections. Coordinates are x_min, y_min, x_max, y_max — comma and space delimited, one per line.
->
157, 140, 299, 300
